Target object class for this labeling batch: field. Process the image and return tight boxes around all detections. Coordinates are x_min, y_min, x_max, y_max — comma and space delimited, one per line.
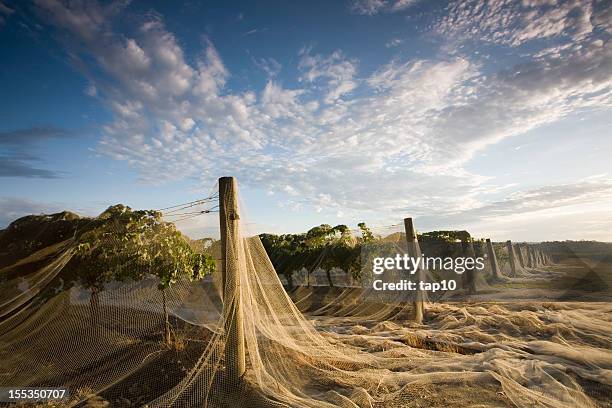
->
1, 241, 610, 408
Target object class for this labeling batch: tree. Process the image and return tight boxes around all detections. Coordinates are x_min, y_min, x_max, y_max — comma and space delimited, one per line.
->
72, 204, 215, 344
142, 220, 215, 345
358, 222, 375, 244
303, 224, 358, 287
261, 224, 361, 288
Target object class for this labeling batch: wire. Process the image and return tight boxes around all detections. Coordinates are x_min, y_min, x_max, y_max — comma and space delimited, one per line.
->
164, 205, 220, 218
171, 210, 219, 223
163, 202, 220, 216
158, 192, 218, 212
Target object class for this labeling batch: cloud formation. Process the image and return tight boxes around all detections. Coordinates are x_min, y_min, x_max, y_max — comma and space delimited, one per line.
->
452, 179, 612, 222
436, 0, 609, 46
0, 1, 14, 27
32, 0, 612, 228
0, 127, 71, 178
351, 0, 419, 15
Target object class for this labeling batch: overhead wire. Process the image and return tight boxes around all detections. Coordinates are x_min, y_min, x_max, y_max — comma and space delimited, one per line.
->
171, 210, 219, 223
164, 206, 220, 219
158, 192, 219, 213
154, 186, 221, 223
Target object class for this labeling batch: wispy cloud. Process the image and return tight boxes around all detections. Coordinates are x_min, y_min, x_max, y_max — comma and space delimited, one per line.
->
253, 57, 282, 78
298, 48, 358, 104
455, 179, 612, 221
0, 127, 72, 178
243, 27, 268, 36
436, 0, 607, 46
31, 0, 612, 230
385, 37, 402, 48
0, 159, 61, 179
0, 126, 72, 145
351, 0, 419, 15
0, 0, 14, 27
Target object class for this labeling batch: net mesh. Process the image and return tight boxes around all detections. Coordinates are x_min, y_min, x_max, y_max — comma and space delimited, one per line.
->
0, 180, 610, 407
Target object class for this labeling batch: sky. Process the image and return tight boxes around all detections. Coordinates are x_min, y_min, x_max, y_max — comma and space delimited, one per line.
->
0, 0, 611, 241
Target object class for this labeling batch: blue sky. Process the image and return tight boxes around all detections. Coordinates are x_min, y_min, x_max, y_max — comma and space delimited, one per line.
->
1, 0, 611, 241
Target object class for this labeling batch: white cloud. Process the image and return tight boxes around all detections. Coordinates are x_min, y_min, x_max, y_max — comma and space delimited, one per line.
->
351, 0, 386, 15
84, 84, 97, 96
419, 179, 612, 241
461, 179, 612, 220
34, 0, 612, 234
298, 49, 358, 104
385, 38, 403, 48
253, 57, 282, 78
351, 0, 419, 15
436, 0, 608, 46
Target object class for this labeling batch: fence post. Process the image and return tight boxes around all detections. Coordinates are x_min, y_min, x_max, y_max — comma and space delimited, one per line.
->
485, 239, 500, 279
219, 176, 246, 383
506, 240, 517, 276
516, 244, 525, 268
529, 246, 537, 268
461, 239, 477, 293
525, 245, 533, 268
404, 218, 424, 324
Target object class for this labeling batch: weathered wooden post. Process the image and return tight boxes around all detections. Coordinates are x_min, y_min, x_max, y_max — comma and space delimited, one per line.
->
516, 244, 525, 268
506, 240, 517, 276
219, 176, 246, 383
461, 239, 477, 294
529, 246, 537, 268
485, 239, 500, 279
524, 244, 533, 267
404, 218, 424, 324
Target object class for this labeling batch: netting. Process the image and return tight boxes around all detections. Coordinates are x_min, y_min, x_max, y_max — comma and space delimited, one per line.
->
0, 179, 610, 407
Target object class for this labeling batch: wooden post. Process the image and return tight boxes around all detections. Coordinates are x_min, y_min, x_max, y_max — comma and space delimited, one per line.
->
529, 246, 537, 268
516, 244, 525, 268
506, 240, 517, 276
404, 218, 424, 324
525, 245, 533, 268
219, 176, 246, 383
461, 239, 477, 294
485, 239, 500, 279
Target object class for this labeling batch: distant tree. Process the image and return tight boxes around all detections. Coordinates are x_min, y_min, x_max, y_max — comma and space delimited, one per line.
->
261, 224, 361, 288
358, 222, 375, 244
260, 233, 308, 289
303, 224, 358, 287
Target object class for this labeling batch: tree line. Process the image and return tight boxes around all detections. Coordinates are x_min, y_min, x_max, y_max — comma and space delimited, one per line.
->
259, 224, 477, 289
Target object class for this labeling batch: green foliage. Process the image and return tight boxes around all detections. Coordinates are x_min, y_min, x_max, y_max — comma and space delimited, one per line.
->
418, 230, 472, 259
419, 230, 471, 243
358, 222, 375, 243
261, 223, 370, 286
261, 225, 484, 286
72, 204, 215, 291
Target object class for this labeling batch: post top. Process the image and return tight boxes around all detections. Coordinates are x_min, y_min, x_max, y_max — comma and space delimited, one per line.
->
403, 217, 418, 242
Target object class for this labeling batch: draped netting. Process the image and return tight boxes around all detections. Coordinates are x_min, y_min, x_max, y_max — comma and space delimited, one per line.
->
0, 185, 611, 407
